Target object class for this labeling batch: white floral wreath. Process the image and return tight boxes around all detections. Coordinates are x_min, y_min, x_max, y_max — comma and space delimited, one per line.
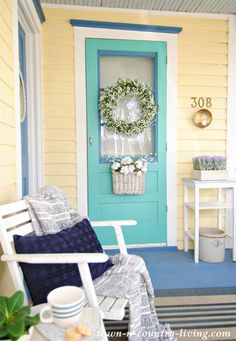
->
99, 79, 158, 136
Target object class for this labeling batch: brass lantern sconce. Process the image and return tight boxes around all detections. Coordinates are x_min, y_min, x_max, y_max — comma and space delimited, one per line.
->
193, 109, 212, 128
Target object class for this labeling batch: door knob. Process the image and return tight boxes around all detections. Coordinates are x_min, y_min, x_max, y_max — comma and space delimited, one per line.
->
89, 136, 93, 145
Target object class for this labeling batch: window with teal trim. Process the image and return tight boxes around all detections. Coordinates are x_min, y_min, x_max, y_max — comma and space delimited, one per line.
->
98, 51, 158, 162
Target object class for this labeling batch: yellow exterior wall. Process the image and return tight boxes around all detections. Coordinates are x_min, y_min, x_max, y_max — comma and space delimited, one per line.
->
0, 0, 17, 295
42, 7, 228, 249
0, 0, 16, 204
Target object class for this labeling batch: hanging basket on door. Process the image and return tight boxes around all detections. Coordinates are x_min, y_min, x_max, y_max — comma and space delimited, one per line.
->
112, 172, 145, 195
99, 78, 158, 136
111, 156, 147, 194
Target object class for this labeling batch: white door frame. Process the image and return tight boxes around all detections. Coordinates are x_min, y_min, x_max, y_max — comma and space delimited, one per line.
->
73, 27, 178, 247
13, 0, 43, 198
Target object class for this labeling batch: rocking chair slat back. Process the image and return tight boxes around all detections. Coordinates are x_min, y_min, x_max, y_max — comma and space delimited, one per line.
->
0, 200, 33, 298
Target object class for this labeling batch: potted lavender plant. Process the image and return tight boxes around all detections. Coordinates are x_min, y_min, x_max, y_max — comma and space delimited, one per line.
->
192, 155, 228, 180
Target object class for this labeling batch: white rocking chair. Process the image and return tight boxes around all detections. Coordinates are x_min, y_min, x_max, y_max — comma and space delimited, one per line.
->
0, 199, 137, 325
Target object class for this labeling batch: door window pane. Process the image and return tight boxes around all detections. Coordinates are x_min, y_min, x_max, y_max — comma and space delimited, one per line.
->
100, 56, 154, 88
99, 54, 156, 160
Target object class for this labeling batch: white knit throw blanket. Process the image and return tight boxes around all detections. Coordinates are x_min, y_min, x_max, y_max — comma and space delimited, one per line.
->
25, 185, 84, 235
94, 254, 174, 341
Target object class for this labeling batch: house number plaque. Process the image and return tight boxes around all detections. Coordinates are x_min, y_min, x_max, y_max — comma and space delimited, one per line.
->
191, 97, 212, 108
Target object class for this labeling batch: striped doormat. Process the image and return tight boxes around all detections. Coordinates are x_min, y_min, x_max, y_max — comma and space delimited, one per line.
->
105, 294, 236, 340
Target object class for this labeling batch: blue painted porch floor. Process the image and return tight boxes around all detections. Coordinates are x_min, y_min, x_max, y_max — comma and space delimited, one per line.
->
128, 249, 236, 291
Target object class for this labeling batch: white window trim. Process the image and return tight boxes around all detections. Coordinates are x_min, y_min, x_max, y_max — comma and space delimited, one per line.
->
13, 0, 43, 198
74, 27, 178, 247
227, 16, 236, 181
226, 15, 236, 248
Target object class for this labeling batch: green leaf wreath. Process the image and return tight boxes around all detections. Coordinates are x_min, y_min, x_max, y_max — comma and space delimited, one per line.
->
99, 79, 158, 136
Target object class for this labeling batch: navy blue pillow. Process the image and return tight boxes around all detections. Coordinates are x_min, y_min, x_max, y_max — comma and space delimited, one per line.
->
13, 219, 113, 305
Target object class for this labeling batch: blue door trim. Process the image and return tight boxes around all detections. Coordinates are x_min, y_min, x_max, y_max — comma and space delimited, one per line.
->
32, 0, 46, 23
70, 19, 182, 34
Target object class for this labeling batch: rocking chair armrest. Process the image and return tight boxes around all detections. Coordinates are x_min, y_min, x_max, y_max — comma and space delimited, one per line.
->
1, 252, 109, 309
1, 252, 109, 264
91, 220, 137, 255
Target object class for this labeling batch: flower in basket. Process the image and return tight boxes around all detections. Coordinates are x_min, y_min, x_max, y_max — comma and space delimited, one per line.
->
193, 155, 227, 171
111, 156, 147, 176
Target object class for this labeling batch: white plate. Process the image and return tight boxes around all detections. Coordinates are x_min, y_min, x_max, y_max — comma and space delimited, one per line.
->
32, 305, 105, 341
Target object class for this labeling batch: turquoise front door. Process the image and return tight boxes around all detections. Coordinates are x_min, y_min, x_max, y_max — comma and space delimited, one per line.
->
86, 38, 167, 247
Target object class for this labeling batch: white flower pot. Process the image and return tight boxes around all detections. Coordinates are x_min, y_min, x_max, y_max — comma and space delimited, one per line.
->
192, 170, 228, 181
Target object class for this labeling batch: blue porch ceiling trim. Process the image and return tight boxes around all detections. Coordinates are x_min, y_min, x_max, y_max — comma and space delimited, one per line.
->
70, 19, 182, 34
33, 0, 46, 23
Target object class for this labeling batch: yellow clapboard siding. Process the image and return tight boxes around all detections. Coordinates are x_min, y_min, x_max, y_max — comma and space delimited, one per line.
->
43, 82, 75, 94
0, 124, 15, 145
44, 34, 74, 46
0, 80, 14, 105
172, 19, 227, 31
0, 165, 15, 187
177, 118, 227, 130
0, 184, 16, 205
0, 0, 18, 295
43, 69, 75, 83
178, 52, 227, 65
44, 105, 75, 117
44, 153, 76, 164
179, 41, 228, 54
0, 58, 14, 89
0, 102, 15, 126
0, 37, 13, 64
45, 164, 76, 175
177, 163, 193, 174
179, 30, 228, 43
44, 94, 75, 106
0, 145, 15, 166
0, 0, 15, 205
42, 22, 73, 34
0, 16, 12, 45
178, 86, 227, 98
43, 57, 74, 70
0, 0, 12, 24
45, 141, 76, 152
178, 63, 227, 76
44, 129, 76, 141
61, 186, 77, 200
44, 117, 75, 129
178, 140, 226, 152
43, 45, 74, 58
178, 130, 226, 140
44, 176, 76, 187
178, 74, 227, 87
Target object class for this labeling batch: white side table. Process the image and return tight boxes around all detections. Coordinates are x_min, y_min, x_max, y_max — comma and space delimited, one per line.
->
32, 306, 108, 341
183, 178, 236, 263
